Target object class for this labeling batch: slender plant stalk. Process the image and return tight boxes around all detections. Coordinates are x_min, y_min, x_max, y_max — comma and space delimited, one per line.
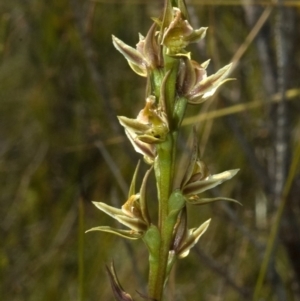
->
78, 198, 85, 301
253, 142, 300, 301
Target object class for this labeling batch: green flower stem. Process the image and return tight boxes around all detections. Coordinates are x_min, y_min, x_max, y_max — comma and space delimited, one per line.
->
151, 133, 176, 300
147, 46, 185, 300
143, 225, 161, 299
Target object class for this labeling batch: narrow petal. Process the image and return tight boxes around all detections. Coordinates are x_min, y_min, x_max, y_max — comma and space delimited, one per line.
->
202, 78, 235, 99
200, 59, 210, 69
118, 116, 150, 134
188, 63, 233, 103
127, 61, 147, 77
92, 201, 147, 232
128, 161, 141, 198
86, 226, 142, 240
112, 35, 145, 67
177, 219, 211, 258
124, 129, 156, 163
181, 58, 197, 95
159, 0, 173, 43
185, 27, 207, 43
186, 196, 242, 206
183, 169, 239, 196
181, 127, 199, 188
171, 207, 187, 251
114, 214, 148, 232
139, 167, 152, 225
177, 0, 189, 19
143, 22, 160, 68
92, 201, 124, 217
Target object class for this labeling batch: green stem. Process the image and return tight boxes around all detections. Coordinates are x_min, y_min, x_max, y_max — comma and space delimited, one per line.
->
148, 45, 183, 301
149, 133, 179, 300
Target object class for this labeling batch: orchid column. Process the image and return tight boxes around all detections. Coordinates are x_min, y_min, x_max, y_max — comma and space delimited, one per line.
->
87, 1, 239, 300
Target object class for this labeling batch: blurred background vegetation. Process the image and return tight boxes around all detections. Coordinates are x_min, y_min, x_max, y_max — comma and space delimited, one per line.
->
0, 0, 300, 300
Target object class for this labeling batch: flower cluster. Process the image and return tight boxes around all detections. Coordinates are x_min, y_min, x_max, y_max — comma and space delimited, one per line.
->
87, 2, 239, 300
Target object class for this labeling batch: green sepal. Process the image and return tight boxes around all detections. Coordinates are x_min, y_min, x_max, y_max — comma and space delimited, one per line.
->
168, 189, 185, 216
165, 190, 186, 245
86, 226, 142, 240
186, 196, 242, 206
173, 96, 187, 129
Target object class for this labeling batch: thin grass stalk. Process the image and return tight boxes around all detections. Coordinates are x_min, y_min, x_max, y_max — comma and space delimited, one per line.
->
78, 198, 85, 301
252, 142, 300, 300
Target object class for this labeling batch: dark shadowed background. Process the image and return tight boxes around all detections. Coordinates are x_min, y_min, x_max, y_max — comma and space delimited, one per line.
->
1, 0, 300, 300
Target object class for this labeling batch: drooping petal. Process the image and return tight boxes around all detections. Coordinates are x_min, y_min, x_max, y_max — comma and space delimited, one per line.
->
112, 35, 147, 76
124, 129, 156, 164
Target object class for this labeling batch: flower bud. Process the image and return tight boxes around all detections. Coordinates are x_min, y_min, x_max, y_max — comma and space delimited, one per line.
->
118, 96, 169, 144
162, 8, 207, 55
